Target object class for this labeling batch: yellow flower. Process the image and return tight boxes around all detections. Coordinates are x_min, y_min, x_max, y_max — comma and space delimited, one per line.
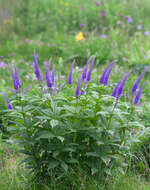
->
76, 32, 85, 41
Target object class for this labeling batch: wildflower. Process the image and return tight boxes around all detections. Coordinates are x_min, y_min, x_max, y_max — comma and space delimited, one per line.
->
68, 60, 75, 84
3, 91, 13, 110
82, 56, 92, 80
81, 24, 85, 28
103, 63, 115, 85
137, 25, 142, 30
102, 9, 106, 17
131, 68, 147, 96
125, 16, 133, 23
95, 1, 101, 6
0, 61, 7, 68
33, 51, 42, 80
86, 56, 96, 81
45, 61, 52, 88
51, 66, 55, 86
9, 64, 21, 92
99, 64, 111, 84
133, 81, 148, 105
116, 73, 130, 98
75, 79, 81, 97
76, 32, 85, 41
144, 32, 150, 36
112, 73, 130, 98
101, 34, 106, 39
80, 89, 85, 95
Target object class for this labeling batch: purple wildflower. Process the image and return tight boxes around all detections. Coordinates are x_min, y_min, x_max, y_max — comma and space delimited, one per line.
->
80, 89, 85, 95
0, 61, 7, 68
99, 64, 111, 84
3, 91, 13, 110
86, 56, 96, 81
102, 9, 106, 17
101, 0, 104, 5
131, 69, 147, 96
82, 56, 92, 80
103, 63, 115, 85
133, 81, 148, 105
144, 32, 150, 36
112, 82, 121, 97
33, 51, 42, 80
101, 34, 106, 39
116, 73, 130, 98
45, 61, 52, 88
137, 25, 142, 30
95, 1, 101, 6
51, 66, 55, 86
0, 56, 3, 59
9, 64, 21, 92
75, 79, 81, 97
68, 60, 75, 84
81, 24, 85, 28
125, 16, 133, 23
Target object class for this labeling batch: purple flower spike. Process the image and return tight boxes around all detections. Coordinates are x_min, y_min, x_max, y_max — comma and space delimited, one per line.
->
86, 56, 96, 81
75, 79, 81, 97
33, 51, 42, 80
112, 82, 121, 97
9, 64, 21, 92
14, 63, 21, 89
80, 89, 85, 95
131, 68, 147, 96
3, 91, 13, 110
102, 9, 106, 17
51, 66, 55, 86
99, 64, 111, 84
103, 63, 115, 85
133, 81, 148, 105
116, 73, 130, 98
45, 61, 52, 88
82, 56, 92, 80
68, 60, 75, 85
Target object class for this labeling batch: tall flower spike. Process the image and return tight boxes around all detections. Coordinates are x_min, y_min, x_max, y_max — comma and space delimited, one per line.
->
116, 73, 130, 99
14, 63, 21, 89
82, 56, 92, 80
68, 60, 75, 84
131, 68, 147, 96
51, 65, 55, 86
33, 51, 42, 80
86, 56, 96, 81
3, 91, 13, 110
45, 60, 52, 88
133, 81, 148, 105
99, 64, 111, 84
75, 79, 81, 97
103, 63, 115, 86
112, 81, 121, 97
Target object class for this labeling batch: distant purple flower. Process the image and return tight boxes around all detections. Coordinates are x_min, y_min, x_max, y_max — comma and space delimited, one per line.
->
0, 56, 3, 59
51, 66, 55, 86
82, 56, 92, 80
68, 60, 75, 84
75, 79, 81, 97
112, 82, 121, 97
33, 51, 42, 80
0, 61, 7, 68
95, 1, 101, 6
25, 74, 30, 79
60, 75, 65, 79
144, 32, 150, 36
125, 16, 133, 23
137, 25, 142, 30
133, 81, 148, 105
102, 9, 106, 17
101, 34, 106, 39
45, 61, 52, 88
99, 64, 111, 84
20, 58, 24, 63
80, 89, 85, 95
131, 69, 147, 96
3, 91, 13, 110
81, 24, 85, 28
14, 63, 21, 89
86, 56, 96, 81
101, 0, 104, 5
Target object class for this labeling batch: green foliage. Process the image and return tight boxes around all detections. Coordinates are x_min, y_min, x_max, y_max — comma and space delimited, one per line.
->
6, 83, 147, 186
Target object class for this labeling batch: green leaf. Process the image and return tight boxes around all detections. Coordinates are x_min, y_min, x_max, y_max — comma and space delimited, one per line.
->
50, 119, 59, 128
48, 160, 59, 169
91, 168, 98, 175
61, 162, 68, 172
86, 152, 99, 157
36, 131, 55, 139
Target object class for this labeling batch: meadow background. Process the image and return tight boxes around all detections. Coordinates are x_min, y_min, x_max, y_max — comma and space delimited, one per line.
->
0, 0, 150, 189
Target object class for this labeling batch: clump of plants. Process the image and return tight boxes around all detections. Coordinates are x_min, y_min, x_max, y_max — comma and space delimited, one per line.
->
3, 54, 149, 188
